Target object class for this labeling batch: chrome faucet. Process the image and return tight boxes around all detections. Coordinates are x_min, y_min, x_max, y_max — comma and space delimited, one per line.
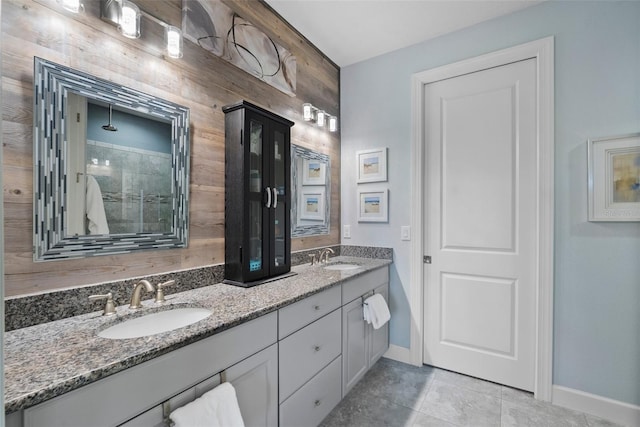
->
129, 280, 155, 309
318, 247, 335, 264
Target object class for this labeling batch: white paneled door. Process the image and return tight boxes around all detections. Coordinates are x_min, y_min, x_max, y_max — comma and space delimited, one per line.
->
423, 58, 537, 391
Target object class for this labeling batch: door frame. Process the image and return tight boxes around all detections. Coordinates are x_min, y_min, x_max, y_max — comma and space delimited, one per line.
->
408, 37, 555, 400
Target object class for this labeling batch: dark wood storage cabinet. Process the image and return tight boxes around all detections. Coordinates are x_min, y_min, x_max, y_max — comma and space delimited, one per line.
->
223, 101, 294, 287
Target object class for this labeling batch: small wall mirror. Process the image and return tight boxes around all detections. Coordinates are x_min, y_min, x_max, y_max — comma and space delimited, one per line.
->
33, 57, 190, 261
291, 145, 330, 237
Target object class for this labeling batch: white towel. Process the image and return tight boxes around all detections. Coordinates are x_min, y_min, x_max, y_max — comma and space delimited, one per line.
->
170, 382, 245, 427
363, 293, 391, 330
85, 175, 110, 235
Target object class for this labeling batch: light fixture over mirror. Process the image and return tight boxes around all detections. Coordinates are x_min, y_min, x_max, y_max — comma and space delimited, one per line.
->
300, 103, 337, 132
33, 57, 190, 261
102, 0, 184, 59
165, 25, 183, 59
118, 0, 141, 39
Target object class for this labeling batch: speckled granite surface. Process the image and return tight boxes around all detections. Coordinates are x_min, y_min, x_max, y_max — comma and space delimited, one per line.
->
4, 256, 391, 414
4, 245, 346, 332
341, 245, 393, 260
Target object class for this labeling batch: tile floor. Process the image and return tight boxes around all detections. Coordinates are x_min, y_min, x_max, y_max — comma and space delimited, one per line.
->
320, 358, 622, 427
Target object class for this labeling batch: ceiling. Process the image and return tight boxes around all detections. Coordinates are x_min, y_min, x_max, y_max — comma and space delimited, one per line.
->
265, 0, 543, 67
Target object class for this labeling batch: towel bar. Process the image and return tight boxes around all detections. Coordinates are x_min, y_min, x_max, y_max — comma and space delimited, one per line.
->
162, 401, 175, 426
361, 289, 376, 305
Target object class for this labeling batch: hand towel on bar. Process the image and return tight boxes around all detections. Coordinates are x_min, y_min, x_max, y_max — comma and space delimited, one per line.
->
364, 293, 391, 330
85, 174, 110, 235
170, 382, 245, 427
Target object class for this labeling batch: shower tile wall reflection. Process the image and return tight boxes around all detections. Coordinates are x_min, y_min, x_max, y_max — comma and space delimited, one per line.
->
86, 140, 173, 234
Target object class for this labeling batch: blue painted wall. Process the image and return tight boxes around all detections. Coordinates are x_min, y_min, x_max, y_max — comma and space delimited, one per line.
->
341, 1, 640, 405
87, 103, 172, 154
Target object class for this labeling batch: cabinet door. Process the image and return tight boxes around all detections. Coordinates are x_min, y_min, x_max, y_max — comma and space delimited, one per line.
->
369, 283, 390, 367
342, 298, 368, 396
245, 114, 271, 282
269, 121, 291, 276
225, 343, 278, 427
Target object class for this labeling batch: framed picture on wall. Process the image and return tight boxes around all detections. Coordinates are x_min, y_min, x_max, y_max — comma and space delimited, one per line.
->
588, 133, 640, 221
300, 187, 326, 221
357, 148, 387, 183
357, 189, 388, 222
302, 158, 326, 185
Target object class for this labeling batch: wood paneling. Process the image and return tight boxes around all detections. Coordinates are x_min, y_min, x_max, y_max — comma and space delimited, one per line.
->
2, 0, 340, 296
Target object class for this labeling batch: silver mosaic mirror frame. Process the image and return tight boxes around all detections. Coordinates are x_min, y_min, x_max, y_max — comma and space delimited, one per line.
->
291, 145, 330, 237
33, 57, 190, 261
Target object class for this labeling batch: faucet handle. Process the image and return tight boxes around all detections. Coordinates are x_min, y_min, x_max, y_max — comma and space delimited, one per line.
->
309, 254, 318, 266
155, 280, 175, 303
89, 292, 116, 316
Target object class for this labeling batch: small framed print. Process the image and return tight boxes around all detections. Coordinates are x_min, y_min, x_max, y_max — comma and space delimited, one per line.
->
302, 158, 326, 185
300, 187, 326, 221
357, 148, 387, 183
357, 189, 388, 222
588, 133, 640, 221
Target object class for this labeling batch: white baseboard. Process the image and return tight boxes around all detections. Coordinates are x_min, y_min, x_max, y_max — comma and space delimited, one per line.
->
552, 385, 640, 427
383, 344, 420, 366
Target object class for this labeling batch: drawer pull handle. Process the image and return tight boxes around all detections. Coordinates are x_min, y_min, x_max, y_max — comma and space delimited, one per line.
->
314, 399, 321, 407
313, 305, 320, 311
313, 345, 321, 352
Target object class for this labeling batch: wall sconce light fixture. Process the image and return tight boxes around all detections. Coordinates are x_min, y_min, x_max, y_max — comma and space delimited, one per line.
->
60, 0, 83, 13
303, 103, 313, 121
328, 115, 338, 132
301, 103, 338, 132
118, 0, 141, 39
165, 26, 183, 58
101, 0, 183, 59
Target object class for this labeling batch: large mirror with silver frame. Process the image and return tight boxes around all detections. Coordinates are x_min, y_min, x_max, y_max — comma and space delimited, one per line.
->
33, 57, 190, 261
291, 145, 330, 237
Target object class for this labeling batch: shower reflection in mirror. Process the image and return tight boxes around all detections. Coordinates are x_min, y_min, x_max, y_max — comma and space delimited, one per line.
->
66, 93, 173, 236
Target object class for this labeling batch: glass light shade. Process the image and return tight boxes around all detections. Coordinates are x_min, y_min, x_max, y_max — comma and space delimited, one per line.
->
119, 0, 141, 39
303, 103, 313, 121
61, 0, 82, 13
328, 115, 338, 132
316, 110, 326, 127
165, 26, 183, 58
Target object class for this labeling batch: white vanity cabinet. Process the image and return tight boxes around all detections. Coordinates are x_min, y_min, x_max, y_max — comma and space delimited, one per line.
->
341, 268, 390, 395
278, 286, 343, 427
7, 263, 391, 427
21, 312, 278, 427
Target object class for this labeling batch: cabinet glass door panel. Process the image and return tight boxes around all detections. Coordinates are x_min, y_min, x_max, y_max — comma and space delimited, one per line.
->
248, 200, 264, 272
273, 203, 286, 268
249, 120, 263, 194
273, 130, 285, 197
248, 119, 267, 276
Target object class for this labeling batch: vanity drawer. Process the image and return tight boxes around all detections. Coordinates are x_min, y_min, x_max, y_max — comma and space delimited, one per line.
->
342, 266, 389, 304
278, 285, 341, 339
278, 309, 341, 402
279, 356, 342, 427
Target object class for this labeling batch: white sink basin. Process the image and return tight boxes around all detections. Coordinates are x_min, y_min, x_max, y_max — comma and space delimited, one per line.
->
98, 307, 212, 339
324, 263, 361, 271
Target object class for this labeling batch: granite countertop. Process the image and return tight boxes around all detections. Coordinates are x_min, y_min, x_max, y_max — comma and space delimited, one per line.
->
4, 256, 391, 413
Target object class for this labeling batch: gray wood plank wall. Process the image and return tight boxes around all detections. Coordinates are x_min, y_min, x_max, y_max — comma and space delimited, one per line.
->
1, 0, 340, 296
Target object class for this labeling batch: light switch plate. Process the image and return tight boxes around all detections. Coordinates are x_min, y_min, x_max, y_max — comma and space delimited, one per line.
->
343, 224, 351, 239
401, 226, 411, 241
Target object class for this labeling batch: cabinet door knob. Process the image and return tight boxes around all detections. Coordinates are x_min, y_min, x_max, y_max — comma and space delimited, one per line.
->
313, 304, 320, 311
313, 345, 321, 352
314, 399, 321, 407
